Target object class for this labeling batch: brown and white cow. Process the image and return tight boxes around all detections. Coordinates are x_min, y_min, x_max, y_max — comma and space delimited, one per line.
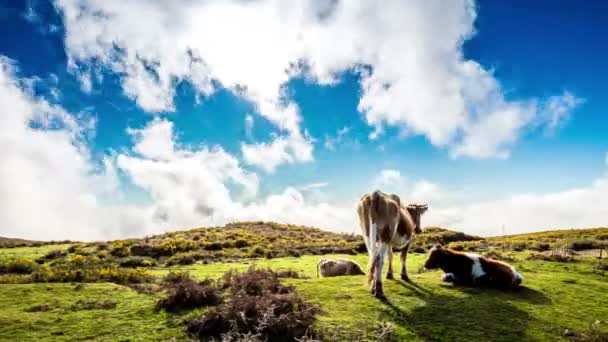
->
357, 190, 428, 298
317, 258, 365, 278
424, 245, 523, 288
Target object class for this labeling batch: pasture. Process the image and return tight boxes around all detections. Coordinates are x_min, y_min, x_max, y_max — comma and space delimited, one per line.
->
0, 224, 607, 341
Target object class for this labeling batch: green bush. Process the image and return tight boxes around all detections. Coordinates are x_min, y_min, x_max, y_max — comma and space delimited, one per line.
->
531, 242, 551, 251
44, 250, 67, 260
234, 239, 250, 248
110, 246, 130, 257
203, 242, 223, 251
0, 259, 37, 274
569, 240, 595, 251
119, 256, 157, 268
511, 242, 529, 252
166, 254, 195, 266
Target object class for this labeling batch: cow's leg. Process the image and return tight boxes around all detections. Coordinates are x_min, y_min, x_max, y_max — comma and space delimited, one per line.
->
369, 220, 377, 257
400, 241, 412, 282
441, 273, 456, 283
386, 247, 394, 280
358, 204, 371, 255
367, 218, 378, 285
373, 242, 388, 299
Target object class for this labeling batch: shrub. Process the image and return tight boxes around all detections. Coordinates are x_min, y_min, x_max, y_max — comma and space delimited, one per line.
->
0, 259, 37, 274
22, 265, 154, 284
531, 242, 551, 251
451, 244, 464, 251
44, 250, 67, 260
163, 271, 192, 285
483, 250, 516, 262
288, 249, 302, 258
156, 273, 223, 311
96, 243, 109, 251
130, 243, 175, 258
411, 245, 426, 254
249, 247, 265, 258
203, 242, 223, 251
187, 268, 318, 340
569, 240, 595, 251
119, 256, 157, 268
166, 254, 195, 266
527, 248, 575, 262
110, 246, 130, 258
234, 239, 250, 248
511, 242, 529, 252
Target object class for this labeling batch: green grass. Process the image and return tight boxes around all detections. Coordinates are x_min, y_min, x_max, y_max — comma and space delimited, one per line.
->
0, 244, 71, 263
1, 252, 607, 341
0, 282, 188, 341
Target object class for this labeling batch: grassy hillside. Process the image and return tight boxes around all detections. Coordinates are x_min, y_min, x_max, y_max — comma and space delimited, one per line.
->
1, 223, 607, 341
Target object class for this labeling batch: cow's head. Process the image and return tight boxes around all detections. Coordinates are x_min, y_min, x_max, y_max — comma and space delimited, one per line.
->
424, 244, 446, 269
406, 204, 428, 234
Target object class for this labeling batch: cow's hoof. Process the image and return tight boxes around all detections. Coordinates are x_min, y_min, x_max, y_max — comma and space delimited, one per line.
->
400, 274, 411, 282
374, 291, 387, 300
386, 272, 394, 280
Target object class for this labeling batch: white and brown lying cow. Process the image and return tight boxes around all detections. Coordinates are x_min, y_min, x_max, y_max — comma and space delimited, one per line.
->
357, 190, 428, 298
424, 245, 523, 288
317, 258, 365, 278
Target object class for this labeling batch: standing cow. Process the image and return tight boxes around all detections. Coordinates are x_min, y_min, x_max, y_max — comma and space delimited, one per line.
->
357, 190, 428, 299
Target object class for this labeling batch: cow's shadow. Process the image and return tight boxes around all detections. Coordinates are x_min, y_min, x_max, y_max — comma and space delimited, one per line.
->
379, 281, 546, 342
441, 284, 552, 305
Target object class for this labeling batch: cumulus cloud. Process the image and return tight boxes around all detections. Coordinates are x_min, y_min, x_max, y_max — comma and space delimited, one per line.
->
116, 119, 354, 232
0, 56, 147, 241
430, 176, 608, 236
372, 168, 608, 237
0, 56, 351, 240
56, 0, 582, 166
241, 130, 314, 172
372, 169, 447, 205
117, 118, 261, 227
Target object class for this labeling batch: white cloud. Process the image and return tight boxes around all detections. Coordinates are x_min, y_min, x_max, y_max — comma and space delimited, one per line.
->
116, 118, 261, 227
56, 0, 582, 166
372, 169, 407, 192
324, 126, 352, 151
241, 130, 314, 173
372, 169, 447, 205
429, 176, 608, 236
0, 62, 351, 240
542, 91, 585, 133
2, 56, 605, 240
372, 168, 608, 237
116, 119, 355, 232
77, 71, 92, 93
298, 182, 329, 191
0, 56, 148, 241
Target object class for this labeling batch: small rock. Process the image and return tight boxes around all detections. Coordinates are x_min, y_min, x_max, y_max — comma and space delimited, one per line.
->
563, 329, 575, 337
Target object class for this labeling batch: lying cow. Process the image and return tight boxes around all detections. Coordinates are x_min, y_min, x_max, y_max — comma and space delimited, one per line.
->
424, 245, 523, 288
317, 258, 365, 278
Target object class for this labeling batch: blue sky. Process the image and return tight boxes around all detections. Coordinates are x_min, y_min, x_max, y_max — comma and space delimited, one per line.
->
1, 0, 607, 240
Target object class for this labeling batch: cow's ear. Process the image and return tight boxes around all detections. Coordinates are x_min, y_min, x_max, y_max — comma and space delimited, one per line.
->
431, 243, 443, 251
